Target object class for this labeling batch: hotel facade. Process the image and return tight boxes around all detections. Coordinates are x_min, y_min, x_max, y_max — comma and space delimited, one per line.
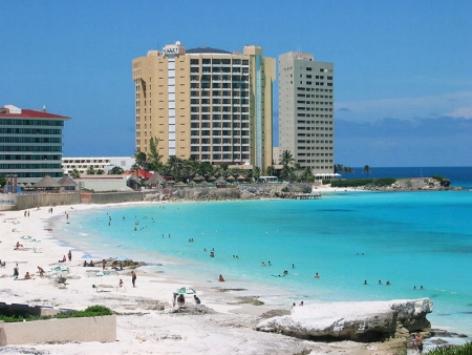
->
132, 42, 275, 171
0, 105, 69, 184
278, 52, 334, 175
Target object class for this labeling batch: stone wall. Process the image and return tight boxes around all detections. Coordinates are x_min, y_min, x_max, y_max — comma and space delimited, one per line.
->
0, 315, 116, 345
81, 191, 145, 204
15, 192, 81, 210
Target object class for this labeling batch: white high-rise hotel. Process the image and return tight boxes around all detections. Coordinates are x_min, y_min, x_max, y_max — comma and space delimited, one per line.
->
278, 52, 334, 174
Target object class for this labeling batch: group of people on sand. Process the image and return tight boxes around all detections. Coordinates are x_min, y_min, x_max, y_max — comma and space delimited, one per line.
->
12, 263, 32, 280
14, 241, 24, 250
23, 210, 31, 218
58, 250, 73, 263
172, 293, 201, 308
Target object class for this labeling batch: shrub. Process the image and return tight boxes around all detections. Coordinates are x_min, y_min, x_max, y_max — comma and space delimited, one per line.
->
56, 305, 112, 318
0, 305, 112, 322
427, 342, 472, 355
0, 314, 44, 323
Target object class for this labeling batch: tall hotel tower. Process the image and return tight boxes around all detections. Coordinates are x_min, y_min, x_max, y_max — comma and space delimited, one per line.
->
278, 52, 334, 174
132, 41, 275, 171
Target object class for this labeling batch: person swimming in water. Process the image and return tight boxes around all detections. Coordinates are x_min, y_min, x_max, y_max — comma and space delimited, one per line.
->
364, 280, 368, 285
314, 272, 320, 279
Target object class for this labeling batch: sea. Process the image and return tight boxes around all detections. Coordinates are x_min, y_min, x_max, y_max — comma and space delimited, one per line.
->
55, 167, 472, 335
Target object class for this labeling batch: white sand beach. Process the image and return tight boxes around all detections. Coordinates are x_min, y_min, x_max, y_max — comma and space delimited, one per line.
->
0, 202, 422, 354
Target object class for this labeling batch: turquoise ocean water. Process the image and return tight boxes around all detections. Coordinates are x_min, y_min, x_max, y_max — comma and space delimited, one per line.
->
57, 188, 472, 335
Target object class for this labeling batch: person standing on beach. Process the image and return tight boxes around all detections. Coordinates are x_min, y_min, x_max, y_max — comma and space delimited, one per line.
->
102, 259, 106, 270
68, 250, 72, 262
13, 263, 19, 279
131, 270, 137, 287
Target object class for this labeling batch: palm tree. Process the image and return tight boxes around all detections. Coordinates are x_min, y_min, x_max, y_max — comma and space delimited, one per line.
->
86, 166, 96, 175
70, 168, 80, 179
281, 150, 294, 167
281, 150, 295, 181
135, 151, 147, 169
251, 166, 261, 182
301, 168, 315, 182
167, 156, 184, 181
148, 137, 162, 171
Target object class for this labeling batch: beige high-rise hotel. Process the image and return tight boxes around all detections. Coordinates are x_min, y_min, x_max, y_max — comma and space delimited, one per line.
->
132, 41, 275, 171
278, 52, 334, 175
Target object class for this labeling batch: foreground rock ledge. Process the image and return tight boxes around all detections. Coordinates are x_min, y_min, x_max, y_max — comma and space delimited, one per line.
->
256, 298, 432, 342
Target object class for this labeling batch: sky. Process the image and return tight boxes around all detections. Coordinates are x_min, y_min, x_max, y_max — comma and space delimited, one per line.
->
0, 0, 471, 167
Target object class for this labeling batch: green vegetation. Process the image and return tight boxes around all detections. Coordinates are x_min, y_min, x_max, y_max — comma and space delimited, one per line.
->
109, 166, 124, 175
86, 166, 96, 175
427, 343, 472, 355
134, 142, 318, 184
331, 178, 396, 188
69, 168, 80, 179
0, 314, 43, 323
0, 305, 112, 323
432, 175, 446, 182
56, 305, 112, 318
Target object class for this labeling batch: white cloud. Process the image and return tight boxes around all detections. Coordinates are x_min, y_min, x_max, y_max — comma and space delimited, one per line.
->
336, 91, 472, 122
448, 107, 472, 119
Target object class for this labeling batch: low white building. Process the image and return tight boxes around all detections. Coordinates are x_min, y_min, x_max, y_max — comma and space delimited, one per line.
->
76, 176, 132, 192
62, 156, 135, 175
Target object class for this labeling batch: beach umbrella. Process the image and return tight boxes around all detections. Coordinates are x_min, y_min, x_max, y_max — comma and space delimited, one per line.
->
207, 175, 216, 182
175, 287, 196, 295
226, 175, 235, 182
237, 174, 246, 181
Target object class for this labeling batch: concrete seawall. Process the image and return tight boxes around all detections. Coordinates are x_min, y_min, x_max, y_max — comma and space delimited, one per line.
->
8, 183, 295, 210
0, 315, 116, 345
15, 192, 81, 210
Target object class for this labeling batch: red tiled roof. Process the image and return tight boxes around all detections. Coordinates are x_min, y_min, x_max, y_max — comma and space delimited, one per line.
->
0, 108, 70, 119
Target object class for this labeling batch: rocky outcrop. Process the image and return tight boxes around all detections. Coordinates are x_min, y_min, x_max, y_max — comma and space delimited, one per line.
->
256, 298, 432, 342
144, 184, 288, 202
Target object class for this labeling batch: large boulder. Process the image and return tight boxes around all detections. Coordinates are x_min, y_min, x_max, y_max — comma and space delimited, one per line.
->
256, 298, 432, 342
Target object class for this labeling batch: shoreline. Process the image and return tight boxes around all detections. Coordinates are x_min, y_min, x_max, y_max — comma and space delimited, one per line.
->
0, 198, 469, 353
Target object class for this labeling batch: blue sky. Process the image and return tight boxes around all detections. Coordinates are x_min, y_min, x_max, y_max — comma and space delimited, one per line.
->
0, 0, 471, 166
